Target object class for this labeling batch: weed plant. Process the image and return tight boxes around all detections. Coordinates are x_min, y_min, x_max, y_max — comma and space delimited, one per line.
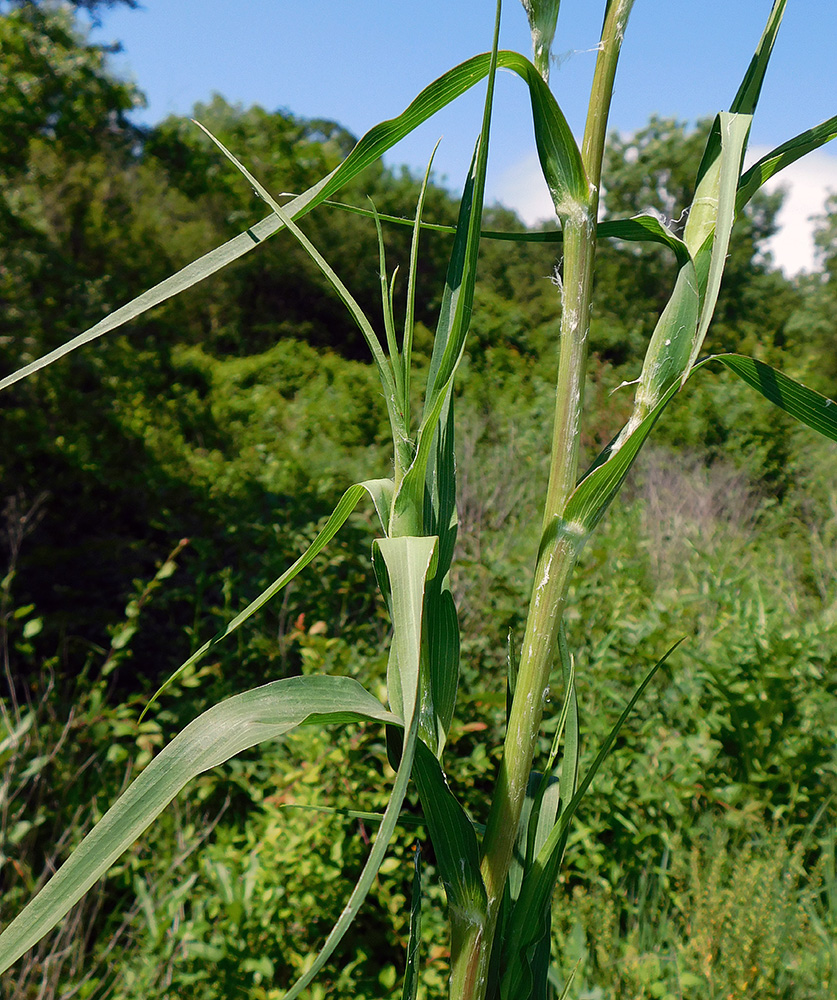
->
1, 2, 837, 999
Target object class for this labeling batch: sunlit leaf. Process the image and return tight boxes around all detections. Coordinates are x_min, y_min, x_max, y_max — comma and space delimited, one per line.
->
568, 353, 837, 539
736, 115, 837, 213
0, 50, 578, 395
0, 676, 397, 975
711, 354, 837, 442
694, 0, 784, 187
284, 535, 437, 1000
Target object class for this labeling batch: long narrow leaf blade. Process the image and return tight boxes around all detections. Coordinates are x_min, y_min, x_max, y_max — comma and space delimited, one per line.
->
611, 255, 700, 445
0, 50, 575, 395
191, 120, 400, 420
283, 535, 437, 1000
736, 115, 837, 213
412, 740, 487, 923
401, 847, 423, 1000
516, 51, 588, 218
143, 478, 393, 715
711, 354, 837, 441
0, 677, 397, 975
394, 12, 503, 544
311, 199, 690, 258
694, 0, 785, 189
686, 112, 752, 377
729, 0, 786, 116
376, 537, 438, 722
570, 352, 837, 539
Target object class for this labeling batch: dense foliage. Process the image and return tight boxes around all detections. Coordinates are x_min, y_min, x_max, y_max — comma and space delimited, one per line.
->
1, 5, 835, 998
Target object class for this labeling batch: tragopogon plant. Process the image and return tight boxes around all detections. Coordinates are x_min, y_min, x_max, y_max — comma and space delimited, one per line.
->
1, 2, 836, 998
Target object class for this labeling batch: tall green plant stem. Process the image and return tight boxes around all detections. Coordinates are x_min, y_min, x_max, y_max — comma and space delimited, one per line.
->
450, 5, 634, 998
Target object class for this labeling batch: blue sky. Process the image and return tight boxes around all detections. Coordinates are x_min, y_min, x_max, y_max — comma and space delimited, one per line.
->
90, 1, 837, 273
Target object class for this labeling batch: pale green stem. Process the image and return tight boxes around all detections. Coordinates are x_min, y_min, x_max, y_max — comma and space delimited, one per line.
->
451, 5, 634, 998
533, 35, 552, 84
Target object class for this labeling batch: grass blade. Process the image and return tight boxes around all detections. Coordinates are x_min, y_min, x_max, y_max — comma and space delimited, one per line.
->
412, 740, 487, 926
516, 50, 588, 219
0, 676, 397, 976
373, 205, 405, 405
311, 199, 693, 260
191, 120, 406, 450
729, 0, 786, 115
143, 478, 393, 716
611, 255, 700, 446
694, 0, 785, 189
599, 215, 690, 266
686, 112, 752, 377
403, 143, 442, 426
736, 115, 837, 213
0, 50, 577, 396
401, 847, 423, 1000
279, 803, 424, 828
711, 354, 837, 442
501, 650, 575, 997
610, 112, 750, 455
393, 11, 503, 534
283, 535, 437, 1000
568, 351, 837, 542
421, 386, 460, 754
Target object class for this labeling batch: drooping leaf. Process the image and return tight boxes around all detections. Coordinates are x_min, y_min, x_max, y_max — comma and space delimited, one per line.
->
0, 50, 579, 395
310, 199, 693, 260
597, 215, 691, 266
510, 50, 588, 218
0, 676, 397, 976
569, 352, 837, 542
711, 354, 837, 442
191, 120, 406, 452
412, 740, 487, 927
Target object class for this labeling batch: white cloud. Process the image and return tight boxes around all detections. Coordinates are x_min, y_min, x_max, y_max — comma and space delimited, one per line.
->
749, 147, 837, 275
489, 152, 555, 227
491, 147, 837, 276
